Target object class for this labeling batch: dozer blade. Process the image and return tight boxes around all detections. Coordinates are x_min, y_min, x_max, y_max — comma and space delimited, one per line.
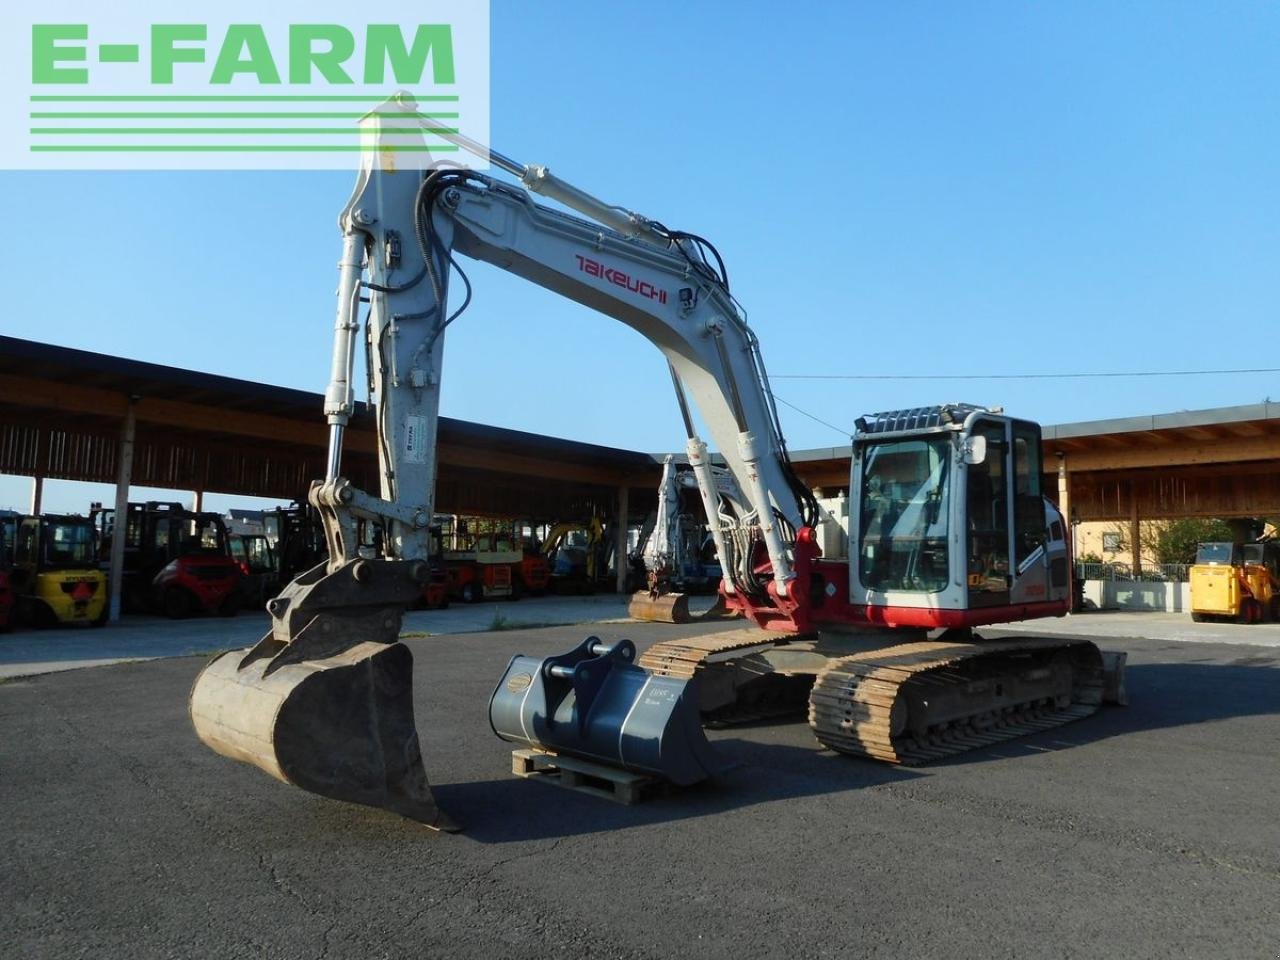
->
190, 638, 457, 831
628, 590, 727, 624
490, 636, 730, 786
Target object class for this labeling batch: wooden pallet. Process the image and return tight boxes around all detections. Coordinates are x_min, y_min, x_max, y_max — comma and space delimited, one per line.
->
510, 748, 663, 806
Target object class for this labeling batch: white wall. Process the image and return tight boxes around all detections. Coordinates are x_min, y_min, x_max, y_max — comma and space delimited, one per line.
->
1083, 579, 1191, 612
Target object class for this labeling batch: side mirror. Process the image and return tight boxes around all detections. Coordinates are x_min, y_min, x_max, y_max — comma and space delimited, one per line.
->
962, 435, 988, 465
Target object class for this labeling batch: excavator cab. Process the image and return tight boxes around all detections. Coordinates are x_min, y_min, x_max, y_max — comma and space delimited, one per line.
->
848, 405, 1070, 628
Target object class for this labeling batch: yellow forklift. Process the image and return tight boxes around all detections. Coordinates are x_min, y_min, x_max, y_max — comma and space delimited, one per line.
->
1189, 541, 1280, 624
8, 514, 107, 628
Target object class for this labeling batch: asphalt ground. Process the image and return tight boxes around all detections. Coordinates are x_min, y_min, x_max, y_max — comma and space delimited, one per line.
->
3, 596, 1278, 680
0, 594, 648, 678
3, 619, 1278, 959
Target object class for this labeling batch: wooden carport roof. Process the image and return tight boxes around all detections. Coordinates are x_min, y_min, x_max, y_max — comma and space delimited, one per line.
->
1043, 404, 1280, 521
0, 336, 661, 519
785, 402, 1280, 522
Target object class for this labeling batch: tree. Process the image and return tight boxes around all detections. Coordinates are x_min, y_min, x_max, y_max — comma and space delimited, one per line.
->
1149, 518, 1237, 565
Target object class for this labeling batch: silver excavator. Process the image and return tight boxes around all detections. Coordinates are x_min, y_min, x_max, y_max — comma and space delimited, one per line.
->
628, 454, 738, 623
190, 97, 1124, 829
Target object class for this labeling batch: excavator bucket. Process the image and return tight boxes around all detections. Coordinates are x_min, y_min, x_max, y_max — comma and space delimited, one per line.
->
190, 637, 457, 830
489, 636, 730, 786
628, 590, 727, 624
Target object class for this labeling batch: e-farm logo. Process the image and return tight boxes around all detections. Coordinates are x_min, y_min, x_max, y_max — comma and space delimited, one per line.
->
1, 2, 490, 170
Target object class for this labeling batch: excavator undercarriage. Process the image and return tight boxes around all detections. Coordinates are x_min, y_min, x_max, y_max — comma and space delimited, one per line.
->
640, 629, 1125, 764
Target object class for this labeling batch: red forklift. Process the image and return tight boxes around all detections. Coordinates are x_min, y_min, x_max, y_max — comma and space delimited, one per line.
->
92, 502, 241, 618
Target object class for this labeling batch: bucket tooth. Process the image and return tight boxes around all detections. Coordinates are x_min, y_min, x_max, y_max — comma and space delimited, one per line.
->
191, 639, 457, 831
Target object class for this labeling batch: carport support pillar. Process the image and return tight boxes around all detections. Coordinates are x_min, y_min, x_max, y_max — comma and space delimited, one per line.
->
28, 426, 45, 514
1055, 453, 1070, 539
615, 484, 630, 594
1129, 484, 1142, 579
108, 400, 137, 623
192, 490, 203, 513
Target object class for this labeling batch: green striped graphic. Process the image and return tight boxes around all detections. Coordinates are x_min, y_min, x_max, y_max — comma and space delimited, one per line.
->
27, 93, 469, 158
32, 128, 459, 135
31, 144, 462, 152
31, 112, 459, 119
30, 94, 459, 102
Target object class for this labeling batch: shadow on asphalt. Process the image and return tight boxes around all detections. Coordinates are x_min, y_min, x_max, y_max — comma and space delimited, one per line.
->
928, 659, 1280, 768
440, 658, 1280, 842
434, 738, 924, 844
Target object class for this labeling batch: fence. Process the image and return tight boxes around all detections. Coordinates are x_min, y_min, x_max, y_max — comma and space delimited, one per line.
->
1076, 562, 1191, 583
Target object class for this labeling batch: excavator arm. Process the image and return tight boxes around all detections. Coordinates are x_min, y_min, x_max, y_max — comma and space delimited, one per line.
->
299, 93, 826, 635
445, 169, 821, 599
324, 143, 816, 610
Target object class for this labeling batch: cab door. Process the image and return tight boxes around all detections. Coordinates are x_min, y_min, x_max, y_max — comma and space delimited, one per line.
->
1009, 420, 1053, 604
965, 420, 1011, 608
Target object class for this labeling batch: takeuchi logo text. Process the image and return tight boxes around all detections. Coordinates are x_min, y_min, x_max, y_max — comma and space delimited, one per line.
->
30, 24, 456, 85
575, 254, 668, 305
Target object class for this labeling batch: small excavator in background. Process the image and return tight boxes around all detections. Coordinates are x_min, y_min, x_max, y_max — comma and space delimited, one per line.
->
629, 455, 732, 623
541, 516, 610, 594
189, 101, 1124, 829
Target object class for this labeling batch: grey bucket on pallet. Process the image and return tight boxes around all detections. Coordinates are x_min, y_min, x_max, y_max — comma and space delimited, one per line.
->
489, 636, 729, 786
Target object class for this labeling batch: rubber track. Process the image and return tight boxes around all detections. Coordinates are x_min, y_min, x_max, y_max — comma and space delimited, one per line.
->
637, 629, 792, 680
639, 629, 813, 724
808, 637, 1104, 765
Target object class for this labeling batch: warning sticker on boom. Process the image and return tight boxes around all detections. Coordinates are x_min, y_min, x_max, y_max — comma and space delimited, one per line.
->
404, 415, 428, 464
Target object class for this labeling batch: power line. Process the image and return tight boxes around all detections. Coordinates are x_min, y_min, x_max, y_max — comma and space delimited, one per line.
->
773, 367, 1280, 382
773, 394, 849, 438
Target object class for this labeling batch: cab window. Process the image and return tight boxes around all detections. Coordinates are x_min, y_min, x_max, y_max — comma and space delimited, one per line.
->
1012, 422, 1045, 569
15, 522, 38, 566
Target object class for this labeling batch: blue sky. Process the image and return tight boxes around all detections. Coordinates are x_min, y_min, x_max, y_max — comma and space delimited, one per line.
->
2, 1, 1278, 513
